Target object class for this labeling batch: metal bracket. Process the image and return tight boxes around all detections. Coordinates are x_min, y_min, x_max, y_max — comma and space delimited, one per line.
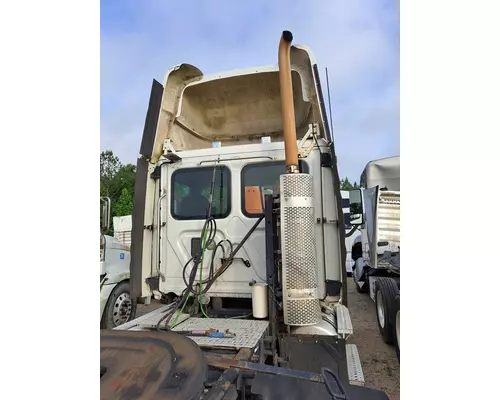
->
163, 139, 176, 153
297, 124, 319, 159
334, 303, 353, 340
145, 276, 160, 291
320, 152, 333, 167
163, 139, 182, 163
316, 217, 337, 225
222, 257, 251, 268
150, 166, 161, 180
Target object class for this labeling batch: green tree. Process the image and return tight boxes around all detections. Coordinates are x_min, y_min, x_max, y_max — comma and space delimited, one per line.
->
114, 187, 134, 217
340, 177, 360, 191
108, 163, 136, 204
100, 151, 136, 232
100, 150, 122, 197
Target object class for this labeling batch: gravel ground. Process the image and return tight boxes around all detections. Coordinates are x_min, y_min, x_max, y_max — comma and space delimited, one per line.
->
136, 280, 400, 399
346, 278, 400, 400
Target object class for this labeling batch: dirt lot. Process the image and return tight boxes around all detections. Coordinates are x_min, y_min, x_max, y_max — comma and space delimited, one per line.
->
136, 280, 400, 399
346, 278, 400, 400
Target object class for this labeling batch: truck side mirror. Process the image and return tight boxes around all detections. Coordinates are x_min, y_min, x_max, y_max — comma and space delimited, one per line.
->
349, 189, 364, 225
101, 197, 111, 233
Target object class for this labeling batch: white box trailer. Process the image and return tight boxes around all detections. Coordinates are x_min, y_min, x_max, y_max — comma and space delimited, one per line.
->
112, 215, 132, 246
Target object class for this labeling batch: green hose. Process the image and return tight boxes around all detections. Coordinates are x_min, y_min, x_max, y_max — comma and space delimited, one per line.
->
169, 292, 190, 328
174, 221, 250, 324
229, 314, 252, 319
170, 223, 211, 327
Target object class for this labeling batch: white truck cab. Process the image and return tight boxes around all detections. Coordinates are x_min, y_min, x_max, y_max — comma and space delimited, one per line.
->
349, 156, 400, 289
101, 32, 391, 400
129, 43, 349, 307
348, 156, 400, 359
152, 135, 345, 301
99, 199, 135, 329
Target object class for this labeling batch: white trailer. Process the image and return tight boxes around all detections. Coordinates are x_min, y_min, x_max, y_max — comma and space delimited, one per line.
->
348, 156, 400, 359
112, 215, 132, 246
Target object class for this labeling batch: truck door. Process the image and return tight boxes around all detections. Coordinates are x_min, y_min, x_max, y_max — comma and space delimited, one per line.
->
160, 163, 242, 296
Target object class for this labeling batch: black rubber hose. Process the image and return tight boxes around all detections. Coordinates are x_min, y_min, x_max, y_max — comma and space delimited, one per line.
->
162, 212, 240, 322
321, 367, 350, 400
202, 215, 264, 293
183, 256, 203, 296
206, 239, 232, 283
155, 299, 181, 331
182, 256, 202, 293
201, 217, 216, 250
181, 217, 219, 295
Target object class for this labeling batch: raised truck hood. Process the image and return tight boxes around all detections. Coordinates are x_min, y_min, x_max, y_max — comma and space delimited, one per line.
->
149, 45, 329, 161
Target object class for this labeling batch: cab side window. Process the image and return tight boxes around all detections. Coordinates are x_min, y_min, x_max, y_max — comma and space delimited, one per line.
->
171, 166, 231, 220
241, 161, 308, 217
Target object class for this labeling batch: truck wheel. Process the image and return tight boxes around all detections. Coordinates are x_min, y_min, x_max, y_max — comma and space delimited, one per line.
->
393, 295, 400, 361
101, 282, 136, 329
374, 278, 399, 344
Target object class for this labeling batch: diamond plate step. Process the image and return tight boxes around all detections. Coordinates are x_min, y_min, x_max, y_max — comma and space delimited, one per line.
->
113, 303, 176, 330
172, 318, 269, 349
346, 344, 365, 386
334, 303, 353, 339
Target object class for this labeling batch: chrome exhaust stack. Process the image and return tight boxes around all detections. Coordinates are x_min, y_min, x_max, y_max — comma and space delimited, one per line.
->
278, 31, 321, 326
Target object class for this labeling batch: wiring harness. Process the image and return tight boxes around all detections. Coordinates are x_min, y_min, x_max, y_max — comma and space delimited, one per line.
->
156, 162, 264, 330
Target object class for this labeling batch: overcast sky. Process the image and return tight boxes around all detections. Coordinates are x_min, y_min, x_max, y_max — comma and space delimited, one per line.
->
101, 0, 399, 183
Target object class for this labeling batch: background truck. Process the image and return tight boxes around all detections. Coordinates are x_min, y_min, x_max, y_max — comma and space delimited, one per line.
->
112, 215, 132, 246
341, 190, 359, 275
349, 156, 400, 359
100, 31, 390, 400
99, 198, 135, 329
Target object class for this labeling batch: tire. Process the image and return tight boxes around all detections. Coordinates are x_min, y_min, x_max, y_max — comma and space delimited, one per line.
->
101, 281, 137, 329
374, 278, 399, 344
393, 295, 400, 362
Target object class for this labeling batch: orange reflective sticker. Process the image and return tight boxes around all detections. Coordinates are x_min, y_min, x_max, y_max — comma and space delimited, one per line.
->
244, 186, 264, 214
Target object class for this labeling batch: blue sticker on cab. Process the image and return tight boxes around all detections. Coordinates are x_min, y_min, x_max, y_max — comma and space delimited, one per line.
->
120, 253, 125, 260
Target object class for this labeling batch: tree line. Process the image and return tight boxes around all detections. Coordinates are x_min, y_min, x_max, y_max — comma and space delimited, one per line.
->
100, 150, 136, 232
340, 177, 360, 191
